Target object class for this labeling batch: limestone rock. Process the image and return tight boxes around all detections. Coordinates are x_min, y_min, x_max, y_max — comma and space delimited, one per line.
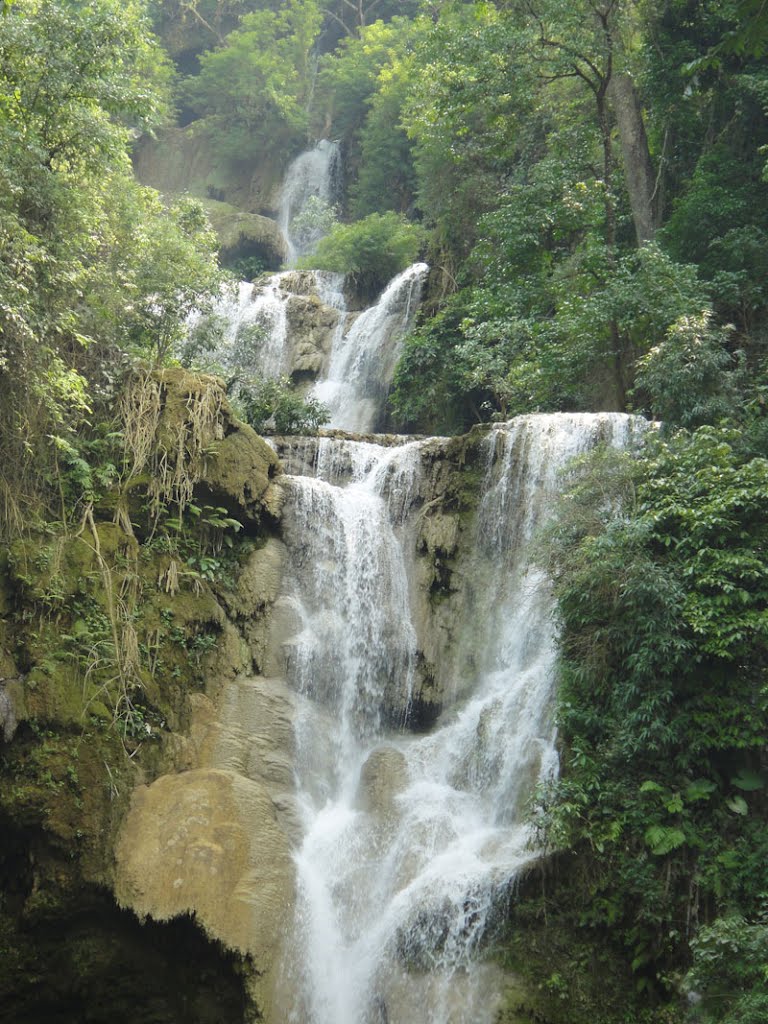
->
0, 681, 21, 742
285, 291, 340, 377
226, 538, 285, 620
201, 422, 284, 525
206, 676, 297, 793
115, 767, 294, 968
357, 746, 408, 820
202, 198, 287, 270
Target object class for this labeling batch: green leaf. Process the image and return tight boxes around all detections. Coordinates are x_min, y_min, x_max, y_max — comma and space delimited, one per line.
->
726, 795, 749, 815
731, 771, 764, 791
685, 778, 717, 802
639, 780, 665, 794
644, 825, 687, 855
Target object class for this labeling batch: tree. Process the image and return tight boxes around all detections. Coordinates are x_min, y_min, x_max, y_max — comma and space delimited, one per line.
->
182, 0, 322, 157
299, 210, 423, 297
321, 0, 419, 40
0, 0, 222, 537
511, 0, 660, 246
541, 426, 768, 997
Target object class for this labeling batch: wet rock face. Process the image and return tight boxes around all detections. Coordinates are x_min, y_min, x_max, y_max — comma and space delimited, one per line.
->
357, 746, 408, 819
285, 291, 340, 377
132, 123, 288, 219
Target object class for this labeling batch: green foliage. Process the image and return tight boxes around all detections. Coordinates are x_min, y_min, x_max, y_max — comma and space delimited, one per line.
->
182, 0, 322, 157
350, 60, 416, 217
686, 912, 768, 1023
122, 194, 222, 362
314, 17, 416, 149
401, 1, 537, 257
0, 0, 223, 539
662, 142, 768, 329
633, 311, 741, 427
540, 425, 768, 998
235, 375, 329, 435
300, 211, 423, 298
389, 292, 477, 433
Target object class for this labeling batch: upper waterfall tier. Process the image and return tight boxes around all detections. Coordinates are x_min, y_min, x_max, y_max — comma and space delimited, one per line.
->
192, 261, 428, 433
312, 262, 429, 433
271, 412, 650, 1024
278, 140, 342, 265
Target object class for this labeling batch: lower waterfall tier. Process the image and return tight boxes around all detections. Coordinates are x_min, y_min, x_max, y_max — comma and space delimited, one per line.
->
265, 413, 649, 1024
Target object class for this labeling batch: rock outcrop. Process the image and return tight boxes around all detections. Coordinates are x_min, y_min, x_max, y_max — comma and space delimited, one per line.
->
115, 767, 294, 968
202, 198, 288, 271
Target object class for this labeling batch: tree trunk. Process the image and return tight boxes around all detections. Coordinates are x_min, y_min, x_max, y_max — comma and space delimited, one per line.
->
609, 72, 658, 245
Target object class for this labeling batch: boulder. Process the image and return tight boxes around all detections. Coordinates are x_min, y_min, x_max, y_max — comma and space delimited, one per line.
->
357, 746, 408, 820
202, 198, 287, 271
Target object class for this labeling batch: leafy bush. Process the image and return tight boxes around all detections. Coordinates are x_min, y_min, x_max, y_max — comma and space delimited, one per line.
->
686, 913, 768, 1024
539, 426, 768, 997
234, 375, 329, 435
299, 211, 423, 299
633, 310, 741, 428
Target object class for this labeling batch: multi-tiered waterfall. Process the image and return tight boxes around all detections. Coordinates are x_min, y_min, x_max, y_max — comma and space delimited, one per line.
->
267, 415, 646, 1024
187, 142, 429, 433
179, 144, 649, 1022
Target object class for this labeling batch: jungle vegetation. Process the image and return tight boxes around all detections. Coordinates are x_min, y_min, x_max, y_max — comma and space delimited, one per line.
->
2, 0, 768, 1020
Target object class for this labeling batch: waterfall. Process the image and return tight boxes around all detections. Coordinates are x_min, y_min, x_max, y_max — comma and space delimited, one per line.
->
185, 142, 427, 430
278, 140, 342, 265
186, 274, 290, 380
312, 262, 430, 433
271, 412, 648, 1024
198, 261, 429, 433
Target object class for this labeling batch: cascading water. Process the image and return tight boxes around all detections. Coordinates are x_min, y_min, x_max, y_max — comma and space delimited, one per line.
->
312, 262, 430, 433
185, 141, 429, 432
185, 141, 343, 378
186, 274, 290, 380
272, 412, 648, 1024
278, 140, 342, 265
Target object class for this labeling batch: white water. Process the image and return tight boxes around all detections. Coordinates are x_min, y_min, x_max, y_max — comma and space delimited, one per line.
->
274, 412, 648, 1024
195, 260, 428, 431
186, 143, 428, 431
278, 140, 342, 265
313, 262, 430, 433
186, 274, 290, 380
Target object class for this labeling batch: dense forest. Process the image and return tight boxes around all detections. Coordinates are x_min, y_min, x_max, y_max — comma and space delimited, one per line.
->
2, 0, 768, 1021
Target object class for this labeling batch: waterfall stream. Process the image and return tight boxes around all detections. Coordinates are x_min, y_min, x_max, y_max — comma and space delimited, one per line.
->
270, 413, 647, 1024
311, 262, 429, 433
192, 142, 426, 432
185, 146, 648, 1021
278, 140, 342, 265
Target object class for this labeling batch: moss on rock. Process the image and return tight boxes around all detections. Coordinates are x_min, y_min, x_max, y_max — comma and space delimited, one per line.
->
202, 198, 287, 271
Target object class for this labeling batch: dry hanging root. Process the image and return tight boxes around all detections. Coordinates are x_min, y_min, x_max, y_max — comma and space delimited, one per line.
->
80, 507, 145, 749
119, 371, 163, 481
119, 369, 226, 524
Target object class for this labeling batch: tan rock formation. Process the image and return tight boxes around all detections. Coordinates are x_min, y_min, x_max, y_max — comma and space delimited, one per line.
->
357, 746, 408, 820
115, 767, 294, 968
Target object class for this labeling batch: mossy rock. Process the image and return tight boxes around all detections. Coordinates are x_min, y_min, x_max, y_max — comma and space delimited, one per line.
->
144, 367, 284, 529
8, 523, 139, 610
200, 424, 283, 526
202, 198, 286, 271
